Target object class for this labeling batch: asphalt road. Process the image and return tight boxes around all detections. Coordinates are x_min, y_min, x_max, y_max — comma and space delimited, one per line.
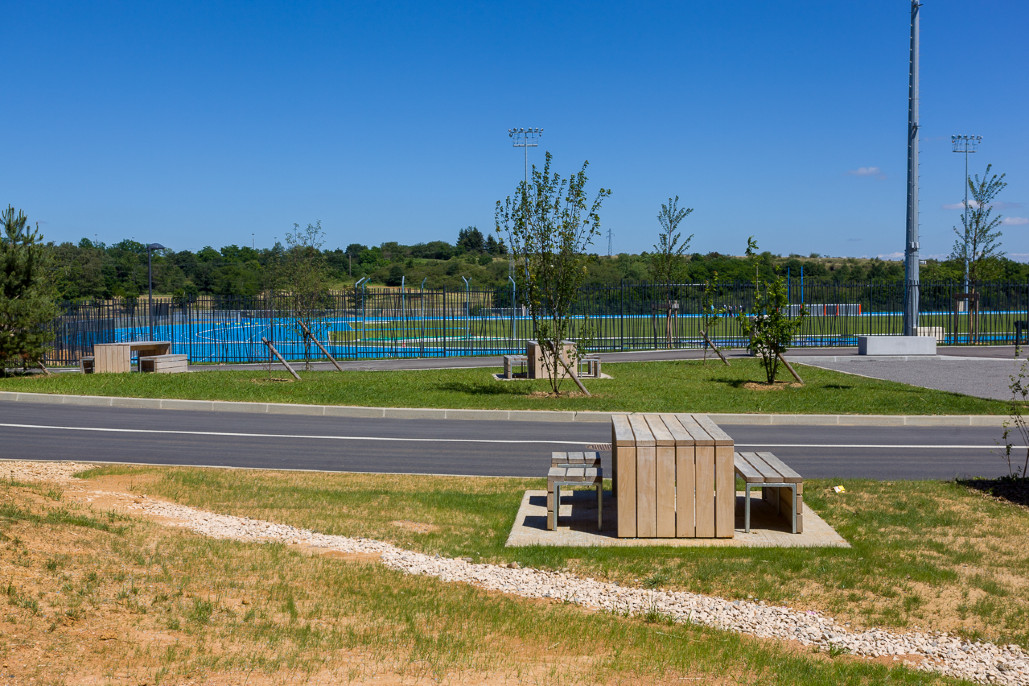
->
0, 400, 1015, 481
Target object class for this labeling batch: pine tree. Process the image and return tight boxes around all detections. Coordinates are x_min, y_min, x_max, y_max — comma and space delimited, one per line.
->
0, 206, 57, 373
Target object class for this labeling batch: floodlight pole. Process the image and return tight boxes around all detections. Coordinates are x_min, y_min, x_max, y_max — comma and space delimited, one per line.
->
951, 134, 981, 293
903, 0, 921, 337
507, 127, 543, 282
508, 127, 543, 187
146, 242, 167, 341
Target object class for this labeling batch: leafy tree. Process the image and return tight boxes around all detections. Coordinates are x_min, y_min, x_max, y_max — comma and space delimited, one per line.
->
737, 237, 805, 384
650, 196, 693, 346
651, 195, 693, 291
951, 163, 1007, 292
457, 226, 486, 254
951, 164, 1007, 342
496, 151, 610, 395
0, 206, 57, 374
280, 221, 329, 369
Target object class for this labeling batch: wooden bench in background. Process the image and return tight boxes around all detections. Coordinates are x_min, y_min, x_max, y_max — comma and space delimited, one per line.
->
139, 354, 188, 374
733, 451, 804, 534
502, 354, 527, 379
79, 356, 95, 374
611, 413, 734, 539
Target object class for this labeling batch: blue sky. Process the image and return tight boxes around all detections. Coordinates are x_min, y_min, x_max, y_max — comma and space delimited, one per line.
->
4, 1, 1027, 260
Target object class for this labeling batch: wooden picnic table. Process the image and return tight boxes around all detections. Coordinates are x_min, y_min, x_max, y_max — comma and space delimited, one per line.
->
92, 341, 172, 373
611, 413, 734, 539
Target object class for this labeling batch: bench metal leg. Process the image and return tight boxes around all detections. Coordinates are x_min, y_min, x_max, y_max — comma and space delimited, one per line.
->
596, 483, 602, 530
745, 483, 752, 533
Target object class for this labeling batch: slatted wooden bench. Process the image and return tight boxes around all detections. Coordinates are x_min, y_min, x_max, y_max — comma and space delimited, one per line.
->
733, 451, 804, 534
551, 451, 601, 468
547, 456, 603, 531
79, 356, 95, 374
139, 353, 188, 374
502, 354, 527, 379
611, 413, 734, 539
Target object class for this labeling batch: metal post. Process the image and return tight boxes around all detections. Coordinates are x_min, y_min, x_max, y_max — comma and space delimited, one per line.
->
461, 276, 470, 341
508, 275, 517, 349
146, 243, 166, 341
903, 0, 921, 337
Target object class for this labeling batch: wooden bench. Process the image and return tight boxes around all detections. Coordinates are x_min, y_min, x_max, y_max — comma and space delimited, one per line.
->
503, 354, 527, 379
79, 356, 94, 374
733, 451, 804, 534
551, 451, 601, 468
139, 354, 188, 374
547, 454, 603, 531
611, 413, 734, 539
577, 356, 602, 378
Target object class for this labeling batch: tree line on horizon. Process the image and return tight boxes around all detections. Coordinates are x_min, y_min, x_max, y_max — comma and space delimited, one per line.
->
41, 226, 1029, 302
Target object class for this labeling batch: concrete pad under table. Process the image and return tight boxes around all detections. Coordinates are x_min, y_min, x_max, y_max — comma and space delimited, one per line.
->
505, 490, 849, 548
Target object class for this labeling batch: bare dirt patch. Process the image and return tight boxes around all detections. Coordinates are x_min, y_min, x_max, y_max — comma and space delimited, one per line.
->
742, 381, 803, 391
391, 519, 440, 534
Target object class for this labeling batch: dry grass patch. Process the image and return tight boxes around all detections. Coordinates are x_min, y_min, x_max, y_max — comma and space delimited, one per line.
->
0, 464, 963, 685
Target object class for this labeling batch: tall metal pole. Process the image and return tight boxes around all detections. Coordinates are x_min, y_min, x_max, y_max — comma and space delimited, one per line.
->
903, 1, 921, 337
951, 135, 981, 293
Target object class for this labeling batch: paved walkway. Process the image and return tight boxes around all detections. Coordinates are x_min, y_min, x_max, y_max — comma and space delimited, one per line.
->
787, 348, 1026, 402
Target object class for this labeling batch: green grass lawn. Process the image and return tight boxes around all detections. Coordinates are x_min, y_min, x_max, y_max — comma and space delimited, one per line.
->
78, 465, 1029, 652
0, 358, 1010, 414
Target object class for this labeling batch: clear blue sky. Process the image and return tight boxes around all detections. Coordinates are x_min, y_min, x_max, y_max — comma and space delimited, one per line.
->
4, 1, 1027, 260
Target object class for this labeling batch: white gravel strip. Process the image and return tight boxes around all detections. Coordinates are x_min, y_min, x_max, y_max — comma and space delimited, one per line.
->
126, 495, 1029, 685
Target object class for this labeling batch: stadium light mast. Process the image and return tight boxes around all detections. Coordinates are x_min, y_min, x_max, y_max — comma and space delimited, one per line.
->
951, 134, 981, 293
903, 0, 921, 337
508, 127, 543, 187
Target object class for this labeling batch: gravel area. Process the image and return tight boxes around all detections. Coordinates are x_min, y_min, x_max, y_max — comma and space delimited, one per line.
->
8, 460, 1029, 685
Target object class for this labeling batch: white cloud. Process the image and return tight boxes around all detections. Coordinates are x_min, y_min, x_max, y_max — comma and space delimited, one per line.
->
876, 251, 904, 261
943, 200, 981, 211
848, 166, 884, 178
1002, 216, 1029, 226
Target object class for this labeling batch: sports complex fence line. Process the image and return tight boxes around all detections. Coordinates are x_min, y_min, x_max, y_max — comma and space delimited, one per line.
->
45, 281, 1029, 365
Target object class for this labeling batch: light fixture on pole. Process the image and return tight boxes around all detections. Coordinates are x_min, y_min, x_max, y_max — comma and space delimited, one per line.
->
147, 243, 166, 340
951, 134, 981, 293
508, 127, 543, 187
507, 127, 543, 282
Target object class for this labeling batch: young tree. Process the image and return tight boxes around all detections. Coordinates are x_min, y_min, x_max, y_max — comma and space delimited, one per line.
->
737, 237, 805, 384
951, 163, 1007, 291
279, 221, 329, 370
651, 196, 693, 290
951, 164, 1007, 342
651, 196, 693, 347
496, 152, 610, 395
0, 206, 57, 374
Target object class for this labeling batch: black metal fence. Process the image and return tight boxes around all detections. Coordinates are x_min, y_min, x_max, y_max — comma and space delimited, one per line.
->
45, 281, 1029, 365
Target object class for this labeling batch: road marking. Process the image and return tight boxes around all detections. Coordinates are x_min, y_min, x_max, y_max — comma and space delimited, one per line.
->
0, 422, 594, 446
0, 423, 1017, 450
736, 443, 1015, 449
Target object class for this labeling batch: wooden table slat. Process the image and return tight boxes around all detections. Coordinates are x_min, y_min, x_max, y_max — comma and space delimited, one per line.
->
691, 414, 735, 445
674, 414, 714, 445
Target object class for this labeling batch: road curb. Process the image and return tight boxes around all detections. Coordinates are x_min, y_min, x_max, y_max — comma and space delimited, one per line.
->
0, 390, 1008, 426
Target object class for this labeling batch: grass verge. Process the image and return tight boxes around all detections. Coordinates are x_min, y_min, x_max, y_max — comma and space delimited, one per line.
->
0, 358, 1010, 414
0, 474, 967, 685
79, 466, 1029, 651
